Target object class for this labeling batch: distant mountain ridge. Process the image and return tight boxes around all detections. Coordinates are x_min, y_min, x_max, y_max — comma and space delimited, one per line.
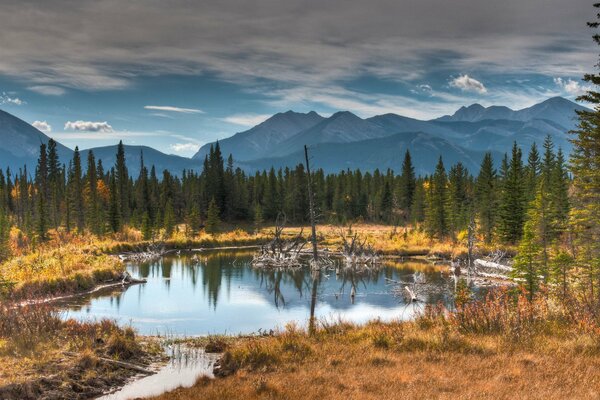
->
192, 96, 586, 172
0, 96, 589, 175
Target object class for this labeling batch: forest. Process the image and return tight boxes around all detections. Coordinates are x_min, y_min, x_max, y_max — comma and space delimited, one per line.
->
0, 130, 583, 299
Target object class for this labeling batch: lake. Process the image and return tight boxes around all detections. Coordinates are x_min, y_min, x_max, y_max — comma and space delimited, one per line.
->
59, 249, 457, 336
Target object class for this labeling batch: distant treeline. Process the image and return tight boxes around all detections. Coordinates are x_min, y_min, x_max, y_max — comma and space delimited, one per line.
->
0, 134, 568, 246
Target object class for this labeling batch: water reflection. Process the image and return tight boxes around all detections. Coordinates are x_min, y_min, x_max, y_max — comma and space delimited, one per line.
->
59, 250, 456, 336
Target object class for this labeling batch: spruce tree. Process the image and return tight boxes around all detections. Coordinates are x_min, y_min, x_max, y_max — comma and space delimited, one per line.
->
398, 150, 416, 221
108, 169, 121, 233
115, 141, 130, 224
71, 147, 85, 233
498, 143, 526, 244
47, 139, 63, 229
35, 143, 49, 240
86, 150, 100, 234
206, 198, 220, 235
563, 5, 600, 300
512, 220, 542, 300
475, 152, 497, 244
425, 157, 448, 238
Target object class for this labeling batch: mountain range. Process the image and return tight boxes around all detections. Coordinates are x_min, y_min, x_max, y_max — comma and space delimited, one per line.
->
0, 97, 588, 176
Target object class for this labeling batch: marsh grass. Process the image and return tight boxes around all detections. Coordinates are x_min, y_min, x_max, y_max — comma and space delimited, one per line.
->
153, 290, 600, 400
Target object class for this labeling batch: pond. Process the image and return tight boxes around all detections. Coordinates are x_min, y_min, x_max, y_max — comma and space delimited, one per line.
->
59, 249, 458, 336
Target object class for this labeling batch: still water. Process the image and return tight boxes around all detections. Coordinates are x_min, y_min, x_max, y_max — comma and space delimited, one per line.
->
60, 250, 455, 336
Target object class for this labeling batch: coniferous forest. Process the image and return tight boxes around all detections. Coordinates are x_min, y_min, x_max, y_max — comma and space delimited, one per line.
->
0, 136, 569, 245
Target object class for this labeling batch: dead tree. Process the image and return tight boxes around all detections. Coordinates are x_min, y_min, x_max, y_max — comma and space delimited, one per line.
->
252, 213, 307, 268
304, 145, 319, 267
339, 230, 380, 268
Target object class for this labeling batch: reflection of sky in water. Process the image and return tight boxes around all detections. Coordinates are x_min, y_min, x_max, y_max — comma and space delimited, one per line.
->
59, 250, 455, 335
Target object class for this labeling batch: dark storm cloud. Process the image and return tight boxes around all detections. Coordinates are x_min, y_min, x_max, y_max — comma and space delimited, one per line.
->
0, 0, 595, 91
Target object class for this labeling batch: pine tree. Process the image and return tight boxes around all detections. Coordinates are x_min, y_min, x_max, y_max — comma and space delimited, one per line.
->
86, 150, 100, 234
570, 41, 600, 298
35, 143, 49, 240
47, 139, 63, 229
498, 143, 526, 244
108, 169, 121, 233
163, 200, 176, 238
411, 179, 426, 224
425, 157, 448, 238
525, 142, 541, 204
512, 220, 542, 300
475, 152, 497, 244
446, 162, 470, 239
253, 202, 263, 234
205, 198, 220, 235
398, 150, 416, 221
115, 141, 130, 224
70, 147, 85, 233
188, 204, 201, 235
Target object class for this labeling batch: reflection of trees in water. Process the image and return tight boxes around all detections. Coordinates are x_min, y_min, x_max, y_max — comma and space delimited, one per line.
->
200, 252, 247, 309
256, 268, 309, 308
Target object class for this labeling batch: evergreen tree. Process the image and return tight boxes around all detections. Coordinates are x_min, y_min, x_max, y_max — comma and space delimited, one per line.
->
525, 142, 541, 203
512, 220, 542, 300
70, 147, 85, 233
47, 139, 63, 229
498, 143, 526, 243
163, 200, 176, 238
398, 150, 416, 221
115, 141, 130, 224
570, 14, 600, 299
205, 198, 220, 235
446, 162, 470, 239
253, 202, 263, 234
86, 150, 100, 234
35, 143, 49, 240
425, 157, 448, 238
108, 169, 121, 233
475, 152, 497, 244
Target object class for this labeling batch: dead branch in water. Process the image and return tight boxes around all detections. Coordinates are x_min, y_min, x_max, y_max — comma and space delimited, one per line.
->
252, 213, 307, 269
338, 229, 381, 268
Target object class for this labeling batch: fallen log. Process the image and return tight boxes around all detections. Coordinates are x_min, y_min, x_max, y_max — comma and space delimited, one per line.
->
474, 259, 512, 272
65, 352, 153, 375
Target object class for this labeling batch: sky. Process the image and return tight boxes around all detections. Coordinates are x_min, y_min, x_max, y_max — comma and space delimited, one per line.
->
0, 0, 597, 157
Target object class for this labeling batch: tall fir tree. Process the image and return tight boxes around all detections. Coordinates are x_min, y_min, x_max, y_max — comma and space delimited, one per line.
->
425, 157, 448, 238
35, 143, 49, 240
475, 152, 497, 244
398, 150, 416, 221
498, 143, 526, 244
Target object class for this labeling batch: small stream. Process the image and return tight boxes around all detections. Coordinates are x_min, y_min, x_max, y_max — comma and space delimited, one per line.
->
98, 345, 219, 400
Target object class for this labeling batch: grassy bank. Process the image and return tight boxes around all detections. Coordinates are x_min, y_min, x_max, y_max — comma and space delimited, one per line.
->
151, 290, 600, 400
0, 302, 161, 400
1, 223, 512, 300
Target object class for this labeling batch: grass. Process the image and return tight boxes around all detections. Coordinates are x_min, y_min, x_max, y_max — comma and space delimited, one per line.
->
0, 301, 161, 399
149, 290, 600, 400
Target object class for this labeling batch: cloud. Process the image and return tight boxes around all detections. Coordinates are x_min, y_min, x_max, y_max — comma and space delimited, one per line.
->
554, 77, 590, 97
27, 85, 66, 96
0, 0, 593, 93
0, 93, 25, 105
222, 114, 271, 126
32, 120, 52, 133
144, 105, 204, 114
449, 75, 488, 94
64, 120, 114, 132
169, 143, 200, 153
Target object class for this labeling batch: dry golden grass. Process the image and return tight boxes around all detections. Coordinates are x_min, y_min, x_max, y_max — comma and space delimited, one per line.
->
0, 303, 160, 399
152, 319, 600, 400
151, 290, 600, 400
